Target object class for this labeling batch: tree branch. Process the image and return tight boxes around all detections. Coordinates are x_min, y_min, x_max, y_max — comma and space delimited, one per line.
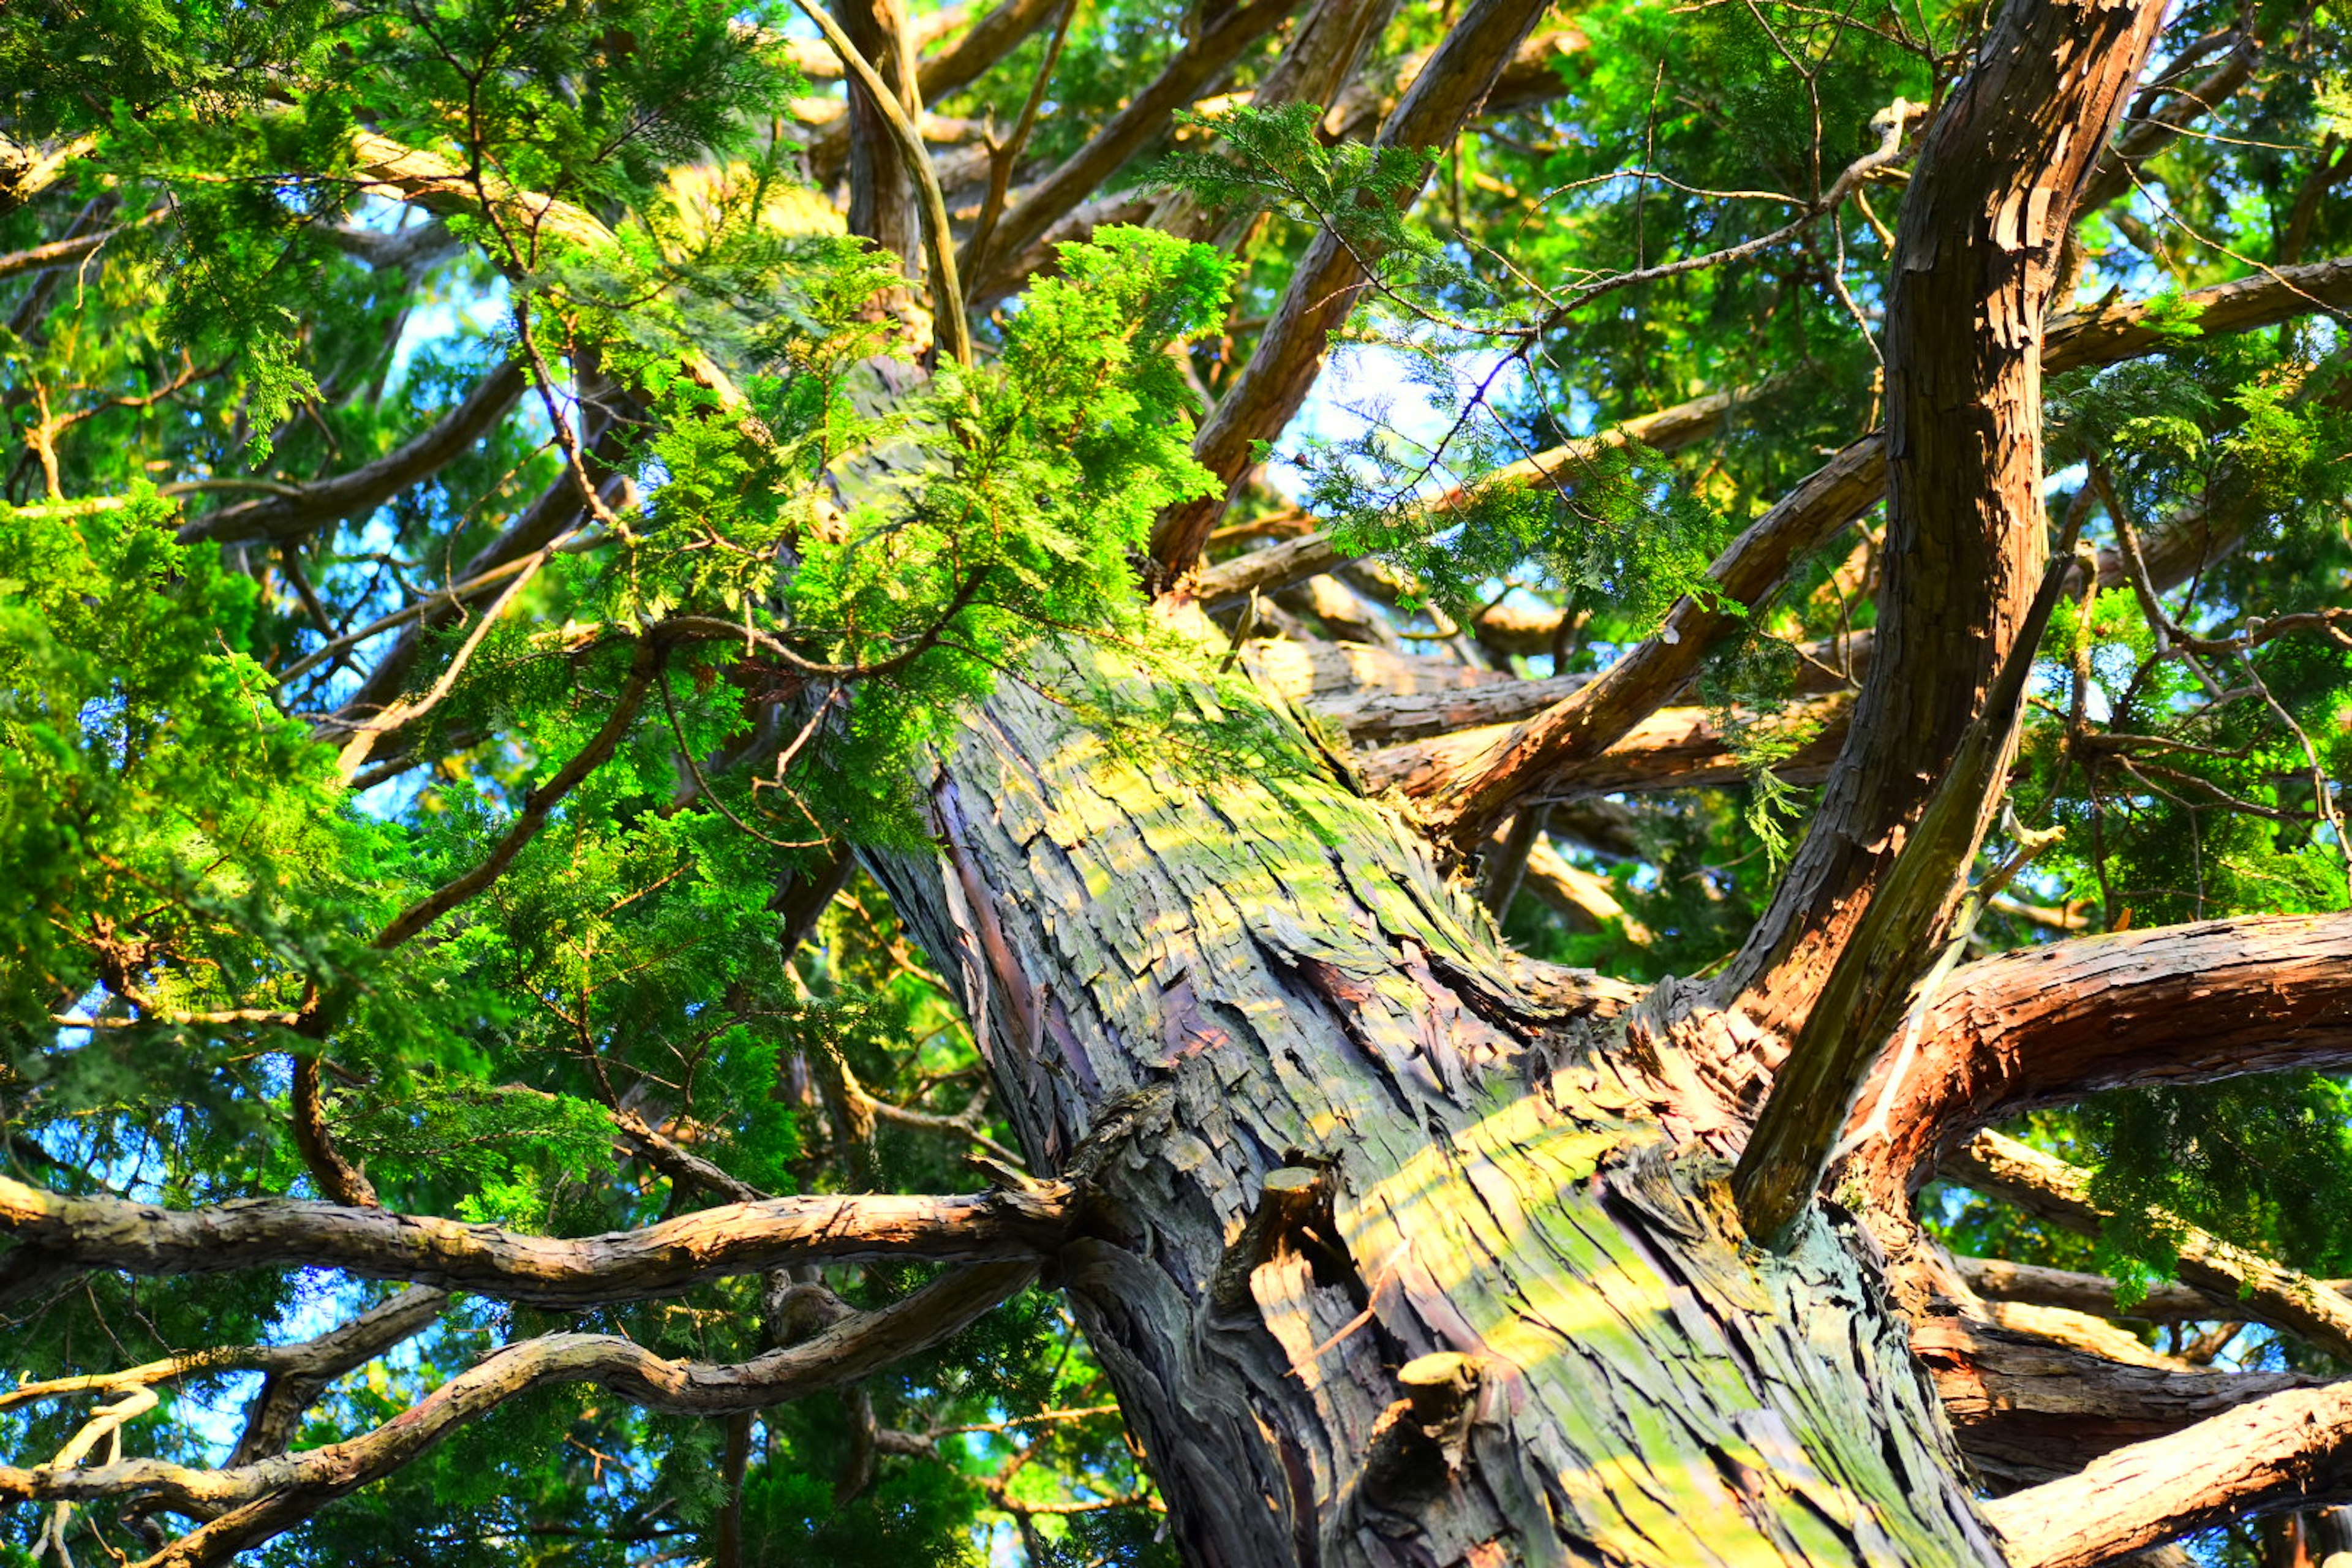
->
1194, 381, 1752, 613
0, 1263, 1035, 1565
1913, 1310, 2322, 1489
973, 0, 1301, 303
1984, 1376, 2352, 1568
1705, 0, 2165, 1046
176, 361, 527, 546
1846, 913, 2352, 1197
1942, 1130, 2352, 1366
0, 1171, 1071, 1306
1147, 0, 1553, 580
1731, 551, 2079, 1247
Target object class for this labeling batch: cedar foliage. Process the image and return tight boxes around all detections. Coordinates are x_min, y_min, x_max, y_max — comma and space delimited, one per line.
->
4, 0, 2352, 1560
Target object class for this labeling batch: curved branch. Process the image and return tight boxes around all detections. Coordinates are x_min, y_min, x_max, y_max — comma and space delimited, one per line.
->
0, 1172, 1071, 1308
2, 1263, 1035, 1566
1852, 913, 2352, 1194
1955, 1254, 2352, 1326
1706, 0, 2166, 1042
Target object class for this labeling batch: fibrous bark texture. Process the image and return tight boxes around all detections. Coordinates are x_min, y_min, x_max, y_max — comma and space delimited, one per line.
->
867, 658, 2007, 1567
1720, 0, 2168, 1038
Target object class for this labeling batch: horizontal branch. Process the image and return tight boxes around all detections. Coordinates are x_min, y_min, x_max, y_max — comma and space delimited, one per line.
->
0, 1172, 1071, 1307
1985, 1376, 2352, 1568
0, 1263, 1034, 1565
1856, 913, 2352, 1193
177, 360, 527, 546
1943, 1131, 2352, 1366
1954, 1255, 2349, 1326
1365, 693, 1850, 800
1912, 1311, 2319, 1489
1194, 383, 1751, 613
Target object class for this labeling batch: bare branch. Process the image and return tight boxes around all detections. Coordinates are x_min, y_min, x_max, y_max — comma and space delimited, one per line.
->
1, 1263, 1035, 1564
1954, 1255, 2352, 1327
0, 1170, 1072, 1307
1985, 1376, 2352, 1568
1913, 1310, 2322, 1489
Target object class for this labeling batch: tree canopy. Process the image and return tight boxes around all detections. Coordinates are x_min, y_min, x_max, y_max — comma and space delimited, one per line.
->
6, 0, 2352, 1561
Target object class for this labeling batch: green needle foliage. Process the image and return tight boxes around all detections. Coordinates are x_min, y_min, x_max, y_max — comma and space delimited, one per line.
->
7, 0, 2352, 1558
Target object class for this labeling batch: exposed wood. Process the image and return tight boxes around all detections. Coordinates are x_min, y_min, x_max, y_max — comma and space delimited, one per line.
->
1985, 1378, 2352, 1568
1913, 1312, 2318, 1488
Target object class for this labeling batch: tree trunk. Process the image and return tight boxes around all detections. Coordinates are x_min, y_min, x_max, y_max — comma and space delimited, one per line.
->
867, 663, 2005, 1567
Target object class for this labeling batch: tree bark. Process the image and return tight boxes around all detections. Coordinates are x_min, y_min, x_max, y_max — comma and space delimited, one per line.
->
863, 656, 2009, 1567
1717, 0, 2168, 1040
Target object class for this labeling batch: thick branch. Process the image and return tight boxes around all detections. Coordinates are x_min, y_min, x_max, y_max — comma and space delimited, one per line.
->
1913, 1312, 2320, 1489
1731, 554, 2076, 1247
1954, 1255, 2346, 1325
1985, 1378, 2352, 1568
1712, 0, 2165, 1039
1854, 913, 2352, 1194
0, 1172, 1071, 1307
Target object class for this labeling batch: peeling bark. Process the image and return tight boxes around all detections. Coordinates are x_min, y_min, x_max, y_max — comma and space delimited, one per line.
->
0, 1174, 1072, 1306
864, 654, 2008, 1567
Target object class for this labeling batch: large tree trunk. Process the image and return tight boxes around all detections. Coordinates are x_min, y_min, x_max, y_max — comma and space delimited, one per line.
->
868, 665, 2005, 1567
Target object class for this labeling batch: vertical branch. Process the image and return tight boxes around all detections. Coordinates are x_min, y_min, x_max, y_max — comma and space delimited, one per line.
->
1713, 0, 2168, 1044
791, 0, 973, 364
